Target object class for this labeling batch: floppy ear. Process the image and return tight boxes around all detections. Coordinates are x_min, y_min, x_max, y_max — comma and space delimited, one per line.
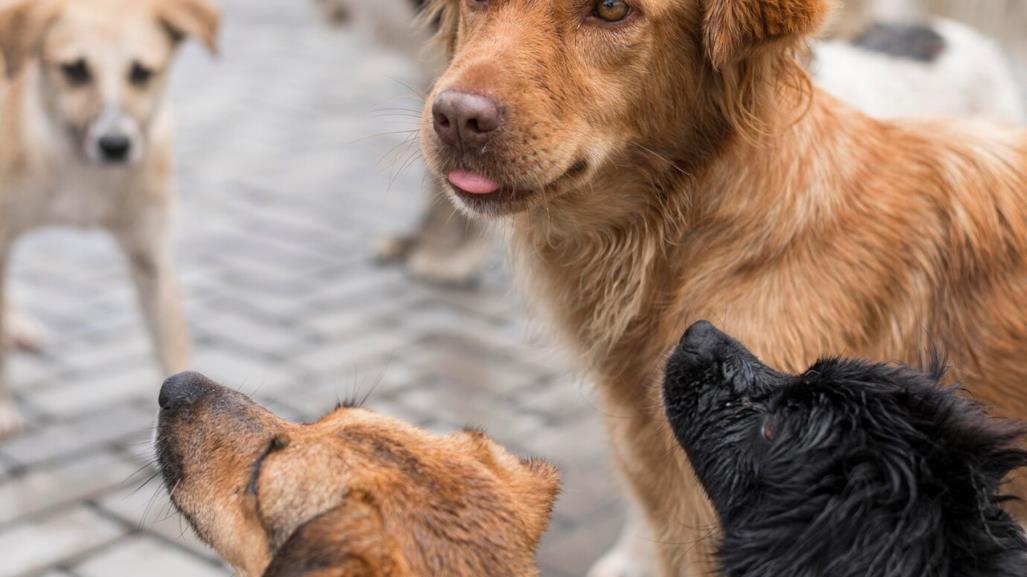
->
0, 0, 61, 79
262, 498, 407, 577
704, 0, 833, 69
155, 0, 221, 54
423, 0, 459, 59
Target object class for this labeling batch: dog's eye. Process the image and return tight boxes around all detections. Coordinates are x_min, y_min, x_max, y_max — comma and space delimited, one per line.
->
60, 59, 91, 86
129, 62, 154, 86
760, 418, 776, 442
593, 0, 631, 22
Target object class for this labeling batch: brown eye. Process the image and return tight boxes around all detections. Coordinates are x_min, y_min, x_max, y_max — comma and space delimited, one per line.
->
594, 0, 630, 22
129, 62, 154, 86
60, 59, 91, 86
761, 418, 776, 442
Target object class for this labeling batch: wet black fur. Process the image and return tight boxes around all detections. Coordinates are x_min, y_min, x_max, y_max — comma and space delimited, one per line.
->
663, 321, 1027, 577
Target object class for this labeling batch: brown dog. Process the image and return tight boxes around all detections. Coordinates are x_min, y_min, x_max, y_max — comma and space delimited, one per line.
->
0, 0, 219, 436
156, 372, 560, 577
418, 1, 1027, 576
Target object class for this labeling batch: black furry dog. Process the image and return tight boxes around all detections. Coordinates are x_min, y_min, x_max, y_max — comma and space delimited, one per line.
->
663, 321, 1027, 577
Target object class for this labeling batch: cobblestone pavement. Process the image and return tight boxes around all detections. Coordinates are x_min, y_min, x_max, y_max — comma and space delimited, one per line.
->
0, 2, 623, 576
2, 3, 1025, 577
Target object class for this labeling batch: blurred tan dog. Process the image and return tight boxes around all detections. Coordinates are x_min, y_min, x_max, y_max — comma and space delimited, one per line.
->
0, 0, 219, 437
156, 371, 559, 577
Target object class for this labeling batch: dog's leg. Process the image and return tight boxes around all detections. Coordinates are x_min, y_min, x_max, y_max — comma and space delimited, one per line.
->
5, 303, 44, 353
0, 251, 24, 439
113, 211, 190, 376
587, 499, 660, 577
378, 180, 493, 287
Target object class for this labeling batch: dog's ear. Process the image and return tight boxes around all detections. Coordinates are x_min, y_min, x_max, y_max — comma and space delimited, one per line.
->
423, 0, 459, 60
704, 0, 833, 69
155, 0, 221, 54
0, 0, 61, 79
262, 497, 407, 577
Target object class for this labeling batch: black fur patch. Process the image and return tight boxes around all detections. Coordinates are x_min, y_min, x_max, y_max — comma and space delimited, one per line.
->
663, 321, 1027, 577
851, 22, 947, 63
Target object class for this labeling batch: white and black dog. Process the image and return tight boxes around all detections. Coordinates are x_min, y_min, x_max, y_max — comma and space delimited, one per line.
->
663, 321, 1027, 577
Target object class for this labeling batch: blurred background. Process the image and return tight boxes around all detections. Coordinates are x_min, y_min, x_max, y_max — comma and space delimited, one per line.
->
0, 1, 1024, 577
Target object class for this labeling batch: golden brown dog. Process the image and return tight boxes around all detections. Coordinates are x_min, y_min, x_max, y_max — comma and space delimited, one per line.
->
156, 372, 560, 577
0, 0, 219, 436
418, 1, 1027, 576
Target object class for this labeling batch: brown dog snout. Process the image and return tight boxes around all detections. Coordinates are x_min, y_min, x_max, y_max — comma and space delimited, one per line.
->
432, 90, 503, 149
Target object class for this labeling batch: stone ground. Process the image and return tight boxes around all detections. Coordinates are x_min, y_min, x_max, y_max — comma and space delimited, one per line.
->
1, 3, 1026, 577
0, 2, 622, 576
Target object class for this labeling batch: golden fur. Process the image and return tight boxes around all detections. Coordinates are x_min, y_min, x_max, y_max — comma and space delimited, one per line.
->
419, 1, 1027, 575
156, 373, 560, 577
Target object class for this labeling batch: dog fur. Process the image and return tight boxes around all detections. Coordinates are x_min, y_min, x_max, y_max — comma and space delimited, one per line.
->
419, 1, 1027, 576
155, 371, 559, 577
813, 18, 1024, 123
0, 0, 219, 436
663, 321, 1027, 577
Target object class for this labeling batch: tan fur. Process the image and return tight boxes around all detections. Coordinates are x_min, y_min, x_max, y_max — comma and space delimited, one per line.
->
0, 0, 220, 436
158, 376, 560, 577
419, 1, 1027, 575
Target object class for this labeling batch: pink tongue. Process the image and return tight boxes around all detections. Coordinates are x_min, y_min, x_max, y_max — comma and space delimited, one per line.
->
448, 170, 500, 195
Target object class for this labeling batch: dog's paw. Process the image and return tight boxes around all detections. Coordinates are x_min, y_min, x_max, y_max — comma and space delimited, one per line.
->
5, 310, 44, 353
0, 401, 25, 439
587, 522, 659, 577
374, 233, 418, 264
406, 244, 489, 287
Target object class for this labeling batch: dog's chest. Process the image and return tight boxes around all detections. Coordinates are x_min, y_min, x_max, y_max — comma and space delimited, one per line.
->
10, 169, 133, 231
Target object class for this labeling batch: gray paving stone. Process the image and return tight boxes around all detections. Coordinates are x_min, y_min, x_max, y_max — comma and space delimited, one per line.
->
0, 404, 153, 468
74, 536, 230, 577
0, 506, 123, 577
0, 452, 138, 525
23, 363, 161, 420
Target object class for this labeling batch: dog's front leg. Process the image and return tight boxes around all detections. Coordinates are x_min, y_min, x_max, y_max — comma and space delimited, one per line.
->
587, 498, 659, 577
113, 210, 190, 376
0, 249, 24, 438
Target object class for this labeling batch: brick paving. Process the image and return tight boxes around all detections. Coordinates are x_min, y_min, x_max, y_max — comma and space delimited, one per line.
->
0, 2, 621, 576
2, 3, 1025, 577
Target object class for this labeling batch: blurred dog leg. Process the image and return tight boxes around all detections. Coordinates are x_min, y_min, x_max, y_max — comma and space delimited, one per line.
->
5, 305, 43, 353
377, 179, 491, 287
313, 0, 494, 285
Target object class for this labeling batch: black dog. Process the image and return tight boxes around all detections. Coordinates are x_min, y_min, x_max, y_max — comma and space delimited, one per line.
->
663, 321, 1027, 577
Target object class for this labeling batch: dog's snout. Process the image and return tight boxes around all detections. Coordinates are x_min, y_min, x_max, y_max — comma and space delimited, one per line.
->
159, 371, 216, 411
680, 321, 727, 359
432, 90, 503, 148
97, 133, 132, 163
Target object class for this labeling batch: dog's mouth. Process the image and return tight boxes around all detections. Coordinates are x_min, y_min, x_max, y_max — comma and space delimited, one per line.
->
443, 160, 590, 214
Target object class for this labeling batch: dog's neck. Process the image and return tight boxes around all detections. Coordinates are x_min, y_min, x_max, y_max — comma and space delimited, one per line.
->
510, 88, 874, 379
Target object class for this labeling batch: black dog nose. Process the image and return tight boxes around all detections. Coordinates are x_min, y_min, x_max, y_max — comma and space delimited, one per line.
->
159, 371, 214, 411
432, 90, 503, 148
98, 134, 131, 162
680, 321, 726, 358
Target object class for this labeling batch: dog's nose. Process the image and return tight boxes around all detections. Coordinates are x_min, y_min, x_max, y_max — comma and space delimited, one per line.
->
680, 321, 727, 359
432, 90, 503, 148
97, 134, 131, 163
159, 371, 215, 411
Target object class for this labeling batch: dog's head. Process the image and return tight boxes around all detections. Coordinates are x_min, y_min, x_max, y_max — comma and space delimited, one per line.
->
155, 372, 560, 577
419, 0, 832, 217
0, 0, 219, 165
663, 321, 1027, 577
